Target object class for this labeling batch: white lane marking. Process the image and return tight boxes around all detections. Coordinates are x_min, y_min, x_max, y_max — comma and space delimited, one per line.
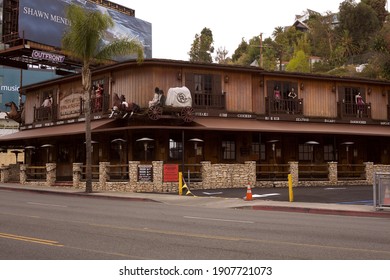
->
184, 216, 254, 224
324, 188, 347, 190
245, 193, 281, 199
202, 192, 223, 195
27, 202, 68, 208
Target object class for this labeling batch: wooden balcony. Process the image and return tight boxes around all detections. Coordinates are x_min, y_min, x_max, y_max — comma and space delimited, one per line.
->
338, 102, 371, 119
34, 105, 58, 122
80, 94, 110, 115
265, 97, 304, 116
192, 93, 226, 110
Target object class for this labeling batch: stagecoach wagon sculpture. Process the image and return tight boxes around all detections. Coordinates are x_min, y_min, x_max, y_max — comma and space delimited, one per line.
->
147, 86, 195, 122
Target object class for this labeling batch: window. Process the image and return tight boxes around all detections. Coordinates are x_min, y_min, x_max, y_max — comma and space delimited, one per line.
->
222, 141, 235, 160
186, 73, 224, 109
299, 144, 312, 161
324, 144, 335, 161
251, 142, 266, 160
169, 139, 183, 160
268, 80, 298, 99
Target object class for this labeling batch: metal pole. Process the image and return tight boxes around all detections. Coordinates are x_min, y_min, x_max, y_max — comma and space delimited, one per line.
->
181, 130, 185, 174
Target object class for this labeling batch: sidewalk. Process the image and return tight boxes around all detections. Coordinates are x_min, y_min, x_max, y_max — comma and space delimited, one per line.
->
1, 182, 390, 218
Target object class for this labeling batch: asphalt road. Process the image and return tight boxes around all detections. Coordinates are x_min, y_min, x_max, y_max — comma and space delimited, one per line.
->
191, 185, 373, 205
1, 188, 389, 260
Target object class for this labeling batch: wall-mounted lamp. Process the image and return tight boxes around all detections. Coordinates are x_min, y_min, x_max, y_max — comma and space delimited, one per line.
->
260, 80, 264, 87
224, 75, 229, 83
300, 83, 304, 91
368, 87, 372, 95
177, 71, 182, 81
332, 84, 336, 93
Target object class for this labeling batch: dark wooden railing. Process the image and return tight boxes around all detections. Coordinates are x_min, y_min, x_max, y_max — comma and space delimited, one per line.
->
34, 105, 58, 122
265, 97, 303, 115
338, 102, 371, 119
81, 94, 110, 114
256, 164, 290, 181
193, 93, 226, 110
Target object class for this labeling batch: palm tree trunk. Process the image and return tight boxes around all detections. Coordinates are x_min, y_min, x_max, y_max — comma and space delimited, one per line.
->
83, 66, 93, 193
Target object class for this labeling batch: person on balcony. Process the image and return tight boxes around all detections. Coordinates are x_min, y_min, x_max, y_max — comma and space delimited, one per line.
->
149, 87, 162, 108
41, 96, 52, 119
288, 87, 297, 114
94, 84, 103, 112
273, 86, 281, 111
41, 96, 52, 108
355, 92, 365, 118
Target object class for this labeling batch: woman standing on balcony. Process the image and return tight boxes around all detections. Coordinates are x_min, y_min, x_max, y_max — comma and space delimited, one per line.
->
274, 86, 281, 111
355, 92, 365, 118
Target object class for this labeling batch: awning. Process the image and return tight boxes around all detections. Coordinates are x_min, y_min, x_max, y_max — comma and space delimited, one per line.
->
0, 119, 116, 141
194, 117, 390, 137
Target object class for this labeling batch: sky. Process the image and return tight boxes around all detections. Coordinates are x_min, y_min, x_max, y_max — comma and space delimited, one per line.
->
111, 0, 353, 61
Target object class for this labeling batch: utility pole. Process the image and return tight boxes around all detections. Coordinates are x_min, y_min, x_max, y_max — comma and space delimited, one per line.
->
259, 33, 263, 68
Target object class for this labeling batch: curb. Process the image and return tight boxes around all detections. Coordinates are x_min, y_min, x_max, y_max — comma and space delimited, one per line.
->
0, 186, 159, 203
240, 205, 390, 218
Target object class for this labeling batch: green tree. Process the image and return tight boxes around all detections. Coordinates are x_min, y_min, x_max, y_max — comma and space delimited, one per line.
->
231, 38, 249, 63
188, 27, 214, 63
307, 12, 336, 59
286, 50, 310, 72
215, 46, 231, 64
62, 4, 144, 193
362, 0, 388, 24
338, 0, 381, 53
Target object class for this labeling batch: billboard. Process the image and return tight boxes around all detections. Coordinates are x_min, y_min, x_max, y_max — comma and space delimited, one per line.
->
18, 0, 152, 59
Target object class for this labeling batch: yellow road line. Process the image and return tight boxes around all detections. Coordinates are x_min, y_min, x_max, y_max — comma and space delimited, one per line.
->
0, 232, 63, 247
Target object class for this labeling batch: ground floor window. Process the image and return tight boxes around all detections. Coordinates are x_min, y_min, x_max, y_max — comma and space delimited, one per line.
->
222, 140, 236, 160
169, 139, 183, 160
299, 144, 312, 161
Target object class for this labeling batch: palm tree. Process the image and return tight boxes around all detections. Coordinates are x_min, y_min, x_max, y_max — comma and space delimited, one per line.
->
62, 4, 144, 193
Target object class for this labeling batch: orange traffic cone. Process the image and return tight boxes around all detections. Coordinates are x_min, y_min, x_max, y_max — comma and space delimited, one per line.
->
245, 184, 253, 201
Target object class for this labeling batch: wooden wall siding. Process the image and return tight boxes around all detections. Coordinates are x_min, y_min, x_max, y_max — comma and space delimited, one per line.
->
366, 86, 388, 120
112, 66, 181, 108
225, 73, 253, 113
302, 80, 337, 118
252, 76, 264, 114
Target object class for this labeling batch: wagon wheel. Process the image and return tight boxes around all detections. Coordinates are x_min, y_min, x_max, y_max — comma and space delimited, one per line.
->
147, 106, 163, 120
180, 106, 195, 122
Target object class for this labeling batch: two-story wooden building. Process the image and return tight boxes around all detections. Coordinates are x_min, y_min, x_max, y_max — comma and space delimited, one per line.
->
1, 58, 390, 181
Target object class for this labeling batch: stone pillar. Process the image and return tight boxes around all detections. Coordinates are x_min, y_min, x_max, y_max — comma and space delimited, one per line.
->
245, 161, 256, 186
365, 162, 374, 185
73, 163, 82, 188
20, 164, 28, 184
289, 162, 299, 187
152, 161, 163, 192
328, 162, 338, 185
99, 162, 110, 190
201, 161, 212, 189
46, 163, 56, 186
129, 161, 140, 191
0, 166, 9, 183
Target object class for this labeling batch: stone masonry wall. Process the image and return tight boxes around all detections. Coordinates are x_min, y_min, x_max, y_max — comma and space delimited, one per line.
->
6, 161, 388, 192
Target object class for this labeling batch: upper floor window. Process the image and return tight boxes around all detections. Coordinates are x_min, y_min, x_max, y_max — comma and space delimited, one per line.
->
185, 73, 225, 109
267, 80, 298, 100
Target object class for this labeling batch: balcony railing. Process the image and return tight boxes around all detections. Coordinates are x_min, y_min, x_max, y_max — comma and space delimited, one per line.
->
338, 102, 371, 119
265, 97, 303, 115
34, 105, 58, 122
193, 93, 226, 110
81, 94, 110, 115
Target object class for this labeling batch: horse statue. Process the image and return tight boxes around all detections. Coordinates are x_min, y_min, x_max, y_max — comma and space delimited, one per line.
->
4, 101, 24, 124
109, 93, 140, 118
